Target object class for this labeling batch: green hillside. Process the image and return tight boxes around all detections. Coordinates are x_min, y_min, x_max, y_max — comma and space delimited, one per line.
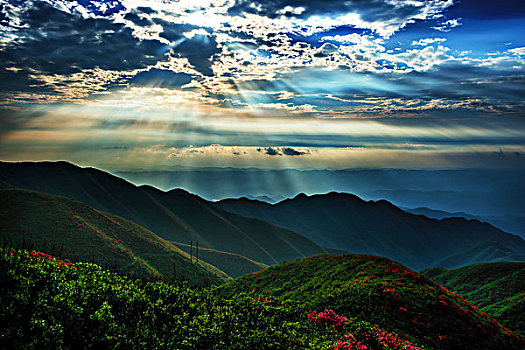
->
218, 254, 524, 350
173, 242, 269, 277
0, 189, 225, 285
216, 193, 525, 269
423, 262, 525, 336
0, 161, 329, 268
1, 247, 436, 350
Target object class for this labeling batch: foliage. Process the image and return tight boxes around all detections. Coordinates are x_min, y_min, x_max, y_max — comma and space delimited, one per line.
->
218, 254, 524, 350
2, 248, 523, 349
0, 189, 225, 286
423, 262, 525, 336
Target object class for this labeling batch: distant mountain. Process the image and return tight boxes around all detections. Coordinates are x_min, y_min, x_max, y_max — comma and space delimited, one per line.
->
432, 241, 525, 268
0, 161, 329, 268
423, 262, 525, 336
0, 189, 224, 285
403, 207, 479, 221
364, 189, 525, 217
218, 254, 524, 350
404, 207, 525, 238
216, 192, 525, 269
115, 168, 525, 201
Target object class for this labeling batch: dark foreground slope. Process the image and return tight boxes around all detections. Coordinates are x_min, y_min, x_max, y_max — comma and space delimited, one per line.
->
218, 254, 523, 350
423, 262, 525, 336
0, 189, 224, 285
216, 193, 525, 269
0, 161, 328, 268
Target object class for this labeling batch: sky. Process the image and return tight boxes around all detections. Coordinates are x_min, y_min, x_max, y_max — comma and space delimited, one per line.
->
0, 0, 524, 171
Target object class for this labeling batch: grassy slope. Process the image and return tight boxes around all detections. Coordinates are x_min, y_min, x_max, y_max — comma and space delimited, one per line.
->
423, 262, 525, 336
0, 189, 225, 285
173, 242, 269, 278
0, 161, 329, 268
1, 248, 437, 350
218, 254, 524, 350
216, 193, 525, 269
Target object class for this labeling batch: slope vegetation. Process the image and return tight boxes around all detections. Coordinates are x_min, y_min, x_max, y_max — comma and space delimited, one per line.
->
1, 248, 437, 350
423, 262, 525, 336
216, 193, 525, 269
173, 242, 269, 278
0, 161, 328, 268
218, 254, 523, 350
0, 189, 224, 285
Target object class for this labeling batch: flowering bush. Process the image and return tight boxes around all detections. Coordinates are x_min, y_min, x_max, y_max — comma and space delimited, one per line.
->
309, 309, 348, 331
332, 333, 368, 350
374, 329, 423, 350
27, 250, 75, 268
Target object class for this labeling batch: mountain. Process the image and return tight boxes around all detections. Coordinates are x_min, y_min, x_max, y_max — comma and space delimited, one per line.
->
215, 192, 525, 270
0, 161, 329, 269
403, 207, 479, 221
432, 241, 525, 268
364, 189, 525, 217
403, 207, 525, 238
0, 188, 224, 285
218, 254, 524, 350
423, 262, 525, 336
115, 168, 525, 202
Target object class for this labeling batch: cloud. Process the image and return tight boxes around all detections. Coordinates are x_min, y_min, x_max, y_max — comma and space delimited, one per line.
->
263, 146, 308, 156
128, 69, 193, 89
509, 47, 525, 55
411, 38, 447, 46
282, 147, 307, 156
433, 18, 462, 32
0, 1, 222, 101
228, 0, 455, 37
265, 147, 281, 156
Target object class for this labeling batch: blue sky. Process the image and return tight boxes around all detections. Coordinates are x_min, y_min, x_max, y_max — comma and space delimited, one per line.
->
0, 0, 523, 170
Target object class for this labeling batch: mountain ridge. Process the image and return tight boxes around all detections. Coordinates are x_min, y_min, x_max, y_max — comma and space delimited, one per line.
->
216, 191, 525, 269
0, 188, 225, 285
0, 161, 330, 270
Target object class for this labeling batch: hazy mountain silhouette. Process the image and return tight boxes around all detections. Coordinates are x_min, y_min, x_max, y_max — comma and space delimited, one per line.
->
216, 192, 525, 269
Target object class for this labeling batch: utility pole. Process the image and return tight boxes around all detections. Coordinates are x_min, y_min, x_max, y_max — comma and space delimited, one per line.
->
190, 240, 193, 262
196, 241, 199, 265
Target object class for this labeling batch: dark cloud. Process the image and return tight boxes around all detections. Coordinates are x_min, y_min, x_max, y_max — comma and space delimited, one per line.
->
0, 4, 8, 26
282, 147, 307, 156
154, 20, 221, 76
265, 147, 281, 156
0, 108, 46, 137
128, 69, 193, 89
0, 2, 165, 78
123, 11, 152, 26
100, 146, 131, 150
136, 6, 156, 15
264, 147, 308, 156
228, 0, 444, 29
0, 1, 222, 98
